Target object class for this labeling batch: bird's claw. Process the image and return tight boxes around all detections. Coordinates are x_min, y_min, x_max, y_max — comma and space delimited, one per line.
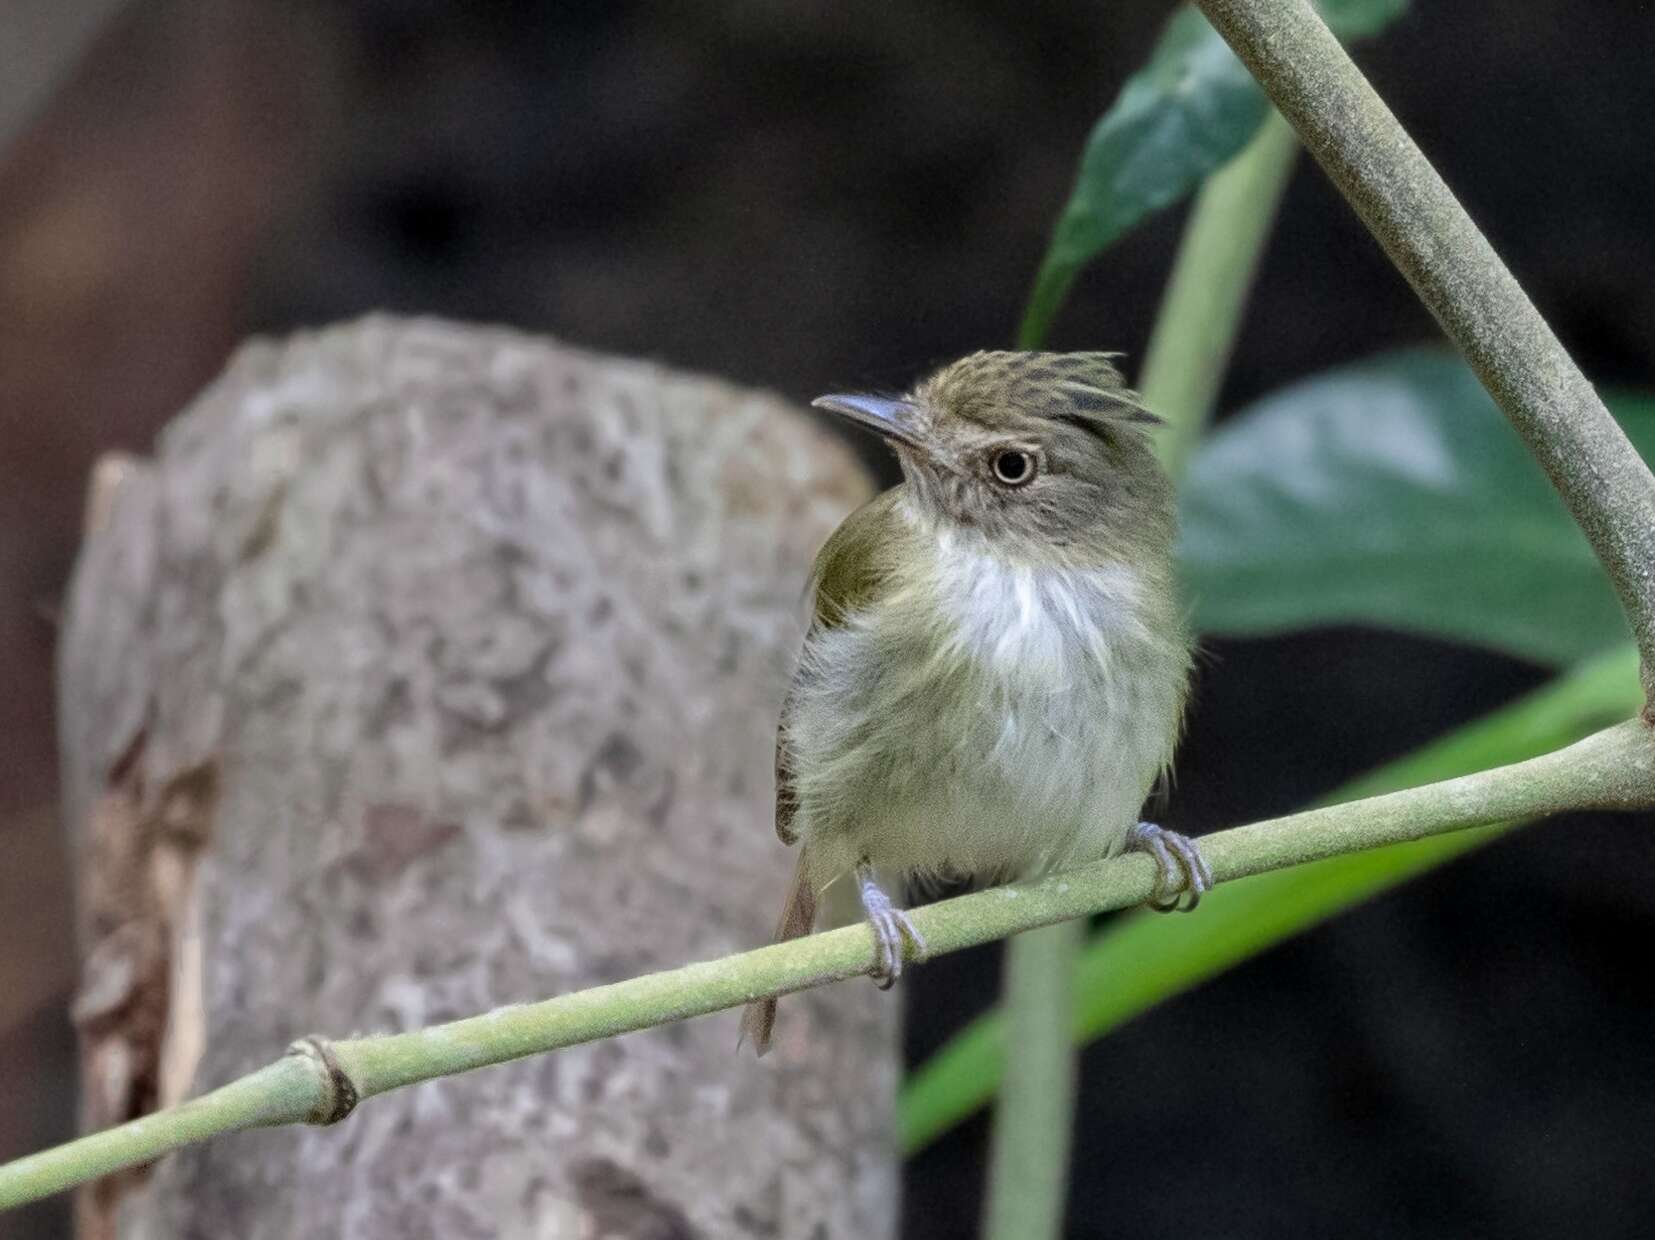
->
857, 862, 927, 988
1128, 820, 1213, 913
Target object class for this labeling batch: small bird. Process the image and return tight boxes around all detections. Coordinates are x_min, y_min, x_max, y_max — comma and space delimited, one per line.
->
741, 351, 1210, 1055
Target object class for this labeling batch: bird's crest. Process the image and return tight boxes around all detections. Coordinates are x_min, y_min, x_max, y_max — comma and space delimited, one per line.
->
920, 350, 1160, 432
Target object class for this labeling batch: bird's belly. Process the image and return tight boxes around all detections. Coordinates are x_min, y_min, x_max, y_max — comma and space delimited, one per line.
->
787, 603, 1182, 884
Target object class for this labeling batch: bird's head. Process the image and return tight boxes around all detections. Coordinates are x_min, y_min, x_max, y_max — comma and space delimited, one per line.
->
813, 351, 1174, 565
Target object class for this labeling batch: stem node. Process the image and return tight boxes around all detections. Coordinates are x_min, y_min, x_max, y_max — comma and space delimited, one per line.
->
287, 1037, 360, 1126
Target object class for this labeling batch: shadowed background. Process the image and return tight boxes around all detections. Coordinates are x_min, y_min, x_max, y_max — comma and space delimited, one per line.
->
2, 2, 1652, 1236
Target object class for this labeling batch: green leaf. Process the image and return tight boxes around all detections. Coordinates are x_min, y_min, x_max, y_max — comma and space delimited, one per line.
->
1018, 0, 1408, 348
899, 643, 1642, 1156
1178, 349, 1655, 665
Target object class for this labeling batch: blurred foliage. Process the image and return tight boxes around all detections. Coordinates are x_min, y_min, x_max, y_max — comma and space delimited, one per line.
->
902, 643, 1643, 1153
1018, 0, 1409, 348
1181, 350, 1655, 664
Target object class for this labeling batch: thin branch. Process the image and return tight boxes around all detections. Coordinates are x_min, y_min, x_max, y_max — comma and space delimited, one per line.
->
903, 640, 1645, 1154
0, 1055, 335, 1211
3, 720, 1652, 1212
983, 919, 1082, 1240
1142, 108, 1300, 476
980, 109, 1303, 1240
1193, 0, 1655, 704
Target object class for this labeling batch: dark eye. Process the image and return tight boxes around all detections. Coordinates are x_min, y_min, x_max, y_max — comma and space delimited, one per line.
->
991, 449, 1036, 487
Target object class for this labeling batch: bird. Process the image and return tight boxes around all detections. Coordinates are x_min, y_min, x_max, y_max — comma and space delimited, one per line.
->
740, 350, 1209, 1055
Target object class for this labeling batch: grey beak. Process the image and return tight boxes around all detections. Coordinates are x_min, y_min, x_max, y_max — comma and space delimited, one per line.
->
811, 394, 922, 447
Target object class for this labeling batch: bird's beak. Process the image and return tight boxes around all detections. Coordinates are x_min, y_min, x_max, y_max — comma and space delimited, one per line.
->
811, 394, 923, 448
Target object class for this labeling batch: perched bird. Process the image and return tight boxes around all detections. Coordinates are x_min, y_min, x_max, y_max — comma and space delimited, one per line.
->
740, 351, 1209, 1055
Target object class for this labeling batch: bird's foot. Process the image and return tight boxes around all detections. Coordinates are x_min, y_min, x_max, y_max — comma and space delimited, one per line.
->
1127, 820, 1213, 913
856, 860, 927, 988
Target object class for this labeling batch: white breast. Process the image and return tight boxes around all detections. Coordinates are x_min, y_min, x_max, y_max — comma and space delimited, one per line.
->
926, 529, 1154, 684
787, 524, 1188, 886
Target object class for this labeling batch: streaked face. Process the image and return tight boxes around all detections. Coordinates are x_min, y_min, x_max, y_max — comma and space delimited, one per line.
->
817, 352, 1176, 563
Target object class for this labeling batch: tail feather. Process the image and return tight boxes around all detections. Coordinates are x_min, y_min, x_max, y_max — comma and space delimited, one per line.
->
739, 854, 817, 1056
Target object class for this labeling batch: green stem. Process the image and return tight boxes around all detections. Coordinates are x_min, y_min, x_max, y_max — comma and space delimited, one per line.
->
1141, 109, 1300, 475
982, 920, 1081, 1240
901, 643, 1644, 1155
0, 1055, 325, 1211
4, 719, 1652, 1212
1194, 0, 1655, 704
982, 104, 1300, 1240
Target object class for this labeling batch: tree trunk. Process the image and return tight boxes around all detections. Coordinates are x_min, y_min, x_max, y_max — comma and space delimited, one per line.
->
56, 316, 895, 1239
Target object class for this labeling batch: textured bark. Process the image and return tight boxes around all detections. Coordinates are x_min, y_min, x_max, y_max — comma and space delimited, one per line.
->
56, 316, 893, 1239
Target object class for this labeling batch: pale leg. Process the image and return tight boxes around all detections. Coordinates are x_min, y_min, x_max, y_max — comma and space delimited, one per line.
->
856, 858, 928, 988
1127, 821, 1214, 913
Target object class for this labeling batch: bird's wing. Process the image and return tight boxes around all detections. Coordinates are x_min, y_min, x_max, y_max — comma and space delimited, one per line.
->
775, 487, 905, 844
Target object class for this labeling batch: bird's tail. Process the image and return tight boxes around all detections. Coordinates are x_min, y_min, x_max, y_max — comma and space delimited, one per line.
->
739, 852, 817, 1056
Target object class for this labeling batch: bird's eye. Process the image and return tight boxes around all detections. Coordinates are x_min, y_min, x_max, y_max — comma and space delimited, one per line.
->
991, 449, 1036, 487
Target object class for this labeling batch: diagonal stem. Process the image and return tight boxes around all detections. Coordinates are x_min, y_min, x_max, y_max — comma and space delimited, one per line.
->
983, 920, 1082, 1240
5, 719, 1652, 1213
1141, 108, 1300, 476
1194, 0, 1655, 706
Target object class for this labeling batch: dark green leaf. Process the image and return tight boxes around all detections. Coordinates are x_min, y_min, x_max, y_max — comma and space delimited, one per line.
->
1178, 348, 1655, 664
1018, 0, 1408, 348
899, 644, 1641, 1155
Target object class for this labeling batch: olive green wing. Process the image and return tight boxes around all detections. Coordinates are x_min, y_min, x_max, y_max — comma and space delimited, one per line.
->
775, 488, 905, 844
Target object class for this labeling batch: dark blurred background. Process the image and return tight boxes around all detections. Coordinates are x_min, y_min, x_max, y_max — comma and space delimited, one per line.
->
2, 2, 1652, 1237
